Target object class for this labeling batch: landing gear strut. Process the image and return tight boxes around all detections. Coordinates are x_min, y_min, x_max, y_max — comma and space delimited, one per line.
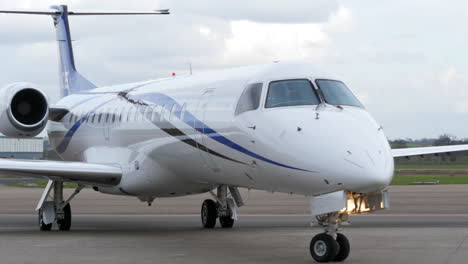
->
201, 185, 243, 229
37, 180, 84, 231
310, 212, 350, 262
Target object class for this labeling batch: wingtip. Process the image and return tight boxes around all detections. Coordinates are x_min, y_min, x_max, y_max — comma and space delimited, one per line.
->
155, 9, 170, 14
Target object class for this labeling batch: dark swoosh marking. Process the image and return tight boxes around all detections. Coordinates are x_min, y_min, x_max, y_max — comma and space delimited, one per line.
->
57, 98, 114, 153
161, 126, 247, 165
133, 93, 312, 172
125, 96, 247, 165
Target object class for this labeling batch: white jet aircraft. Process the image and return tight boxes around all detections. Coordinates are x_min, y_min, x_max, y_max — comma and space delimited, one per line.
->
2, 5, 468, 262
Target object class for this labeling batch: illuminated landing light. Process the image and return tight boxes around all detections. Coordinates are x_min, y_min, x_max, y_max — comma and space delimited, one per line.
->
343, 191, 390, 215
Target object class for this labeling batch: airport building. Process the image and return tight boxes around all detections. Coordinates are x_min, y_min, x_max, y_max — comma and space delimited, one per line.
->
0, 136, 44, 159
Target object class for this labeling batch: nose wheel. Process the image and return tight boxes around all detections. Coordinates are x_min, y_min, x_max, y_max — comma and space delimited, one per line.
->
310, 212, 350, 262
310, 233, 350, 262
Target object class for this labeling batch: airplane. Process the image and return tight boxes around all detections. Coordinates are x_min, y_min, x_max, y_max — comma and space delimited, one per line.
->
2, 5, 468, 263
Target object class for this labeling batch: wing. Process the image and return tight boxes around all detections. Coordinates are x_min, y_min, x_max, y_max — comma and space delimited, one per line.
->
392, 144, 468, 158
0, 159, 121, 186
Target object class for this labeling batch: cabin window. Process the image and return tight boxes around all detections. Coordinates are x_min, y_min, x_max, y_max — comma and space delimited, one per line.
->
315, 79, 363, 108
160, 105, 166, 122
91, 114, 96, 123
127, 108, 133, 122
170, 104, 177, 121
180, 103, 187, 121
98, 113, 103, 123
235, 83, 263, 115
146, 107, 153, 120
134, 107, 140, 122
151, 106, 158, 122
265, 79, 320, 108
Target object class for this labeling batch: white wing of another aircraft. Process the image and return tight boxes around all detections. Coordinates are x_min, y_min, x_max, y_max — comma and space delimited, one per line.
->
392, 144, 468, 158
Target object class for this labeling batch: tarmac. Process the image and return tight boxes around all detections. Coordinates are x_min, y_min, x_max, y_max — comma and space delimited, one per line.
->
1, 185, 468, 264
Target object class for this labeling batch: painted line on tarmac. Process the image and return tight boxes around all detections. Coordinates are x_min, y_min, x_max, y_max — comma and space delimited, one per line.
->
1, 213, 468, 217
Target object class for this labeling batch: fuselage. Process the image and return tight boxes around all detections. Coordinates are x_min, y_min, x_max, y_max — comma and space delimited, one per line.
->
47, 62, 394, 198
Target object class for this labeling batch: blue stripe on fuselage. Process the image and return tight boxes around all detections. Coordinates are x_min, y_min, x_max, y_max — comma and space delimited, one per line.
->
134, 93, 310, 172
56, 91, 310, 172
56, 97, 114, 153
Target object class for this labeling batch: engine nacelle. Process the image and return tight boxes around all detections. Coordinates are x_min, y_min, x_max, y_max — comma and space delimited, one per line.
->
0, 83, 49, 138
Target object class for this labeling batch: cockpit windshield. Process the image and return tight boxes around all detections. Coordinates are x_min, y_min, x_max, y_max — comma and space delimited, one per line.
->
265, 79, 320, 108
315, 79, 363, 108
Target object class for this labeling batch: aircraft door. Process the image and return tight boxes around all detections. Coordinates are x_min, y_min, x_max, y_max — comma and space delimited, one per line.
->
197, 88, 222, 175
234, 83, 264, 186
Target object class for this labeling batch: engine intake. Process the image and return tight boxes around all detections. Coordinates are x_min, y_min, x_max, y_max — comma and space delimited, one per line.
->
0, 83, 49, 138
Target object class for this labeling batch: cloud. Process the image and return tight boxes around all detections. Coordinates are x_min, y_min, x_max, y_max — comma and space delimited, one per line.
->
160, 0, 339, 24
439, 67, 458, 89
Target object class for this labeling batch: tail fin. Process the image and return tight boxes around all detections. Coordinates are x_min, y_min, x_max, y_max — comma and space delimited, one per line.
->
0, 5, 170, 97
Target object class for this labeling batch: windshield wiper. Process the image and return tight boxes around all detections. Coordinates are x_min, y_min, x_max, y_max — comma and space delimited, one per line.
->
333, 105, 343, 110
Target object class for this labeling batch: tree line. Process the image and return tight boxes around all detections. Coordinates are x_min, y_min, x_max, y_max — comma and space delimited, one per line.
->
389, 134, 468, 149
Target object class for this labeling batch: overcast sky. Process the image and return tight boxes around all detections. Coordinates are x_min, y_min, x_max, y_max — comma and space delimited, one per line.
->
1, 0, 467, 140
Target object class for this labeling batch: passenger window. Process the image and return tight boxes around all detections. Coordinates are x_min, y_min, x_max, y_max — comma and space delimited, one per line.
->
146, 107, 153, 120
265, 79, 320, 108
91, 114, 96, 123
160, 105, 166, 122
151, 106, 158, 122
98, 113, 103, 123
127, 108, 133, 122
134, 108, 140, 122
170, 104, 177, 121
235, 83, 263, 115
180, 103, 187, 121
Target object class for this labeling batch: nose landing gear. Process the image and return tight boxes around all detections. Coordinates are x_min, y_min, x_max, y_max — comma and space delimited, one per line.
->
310, 212, 350, 262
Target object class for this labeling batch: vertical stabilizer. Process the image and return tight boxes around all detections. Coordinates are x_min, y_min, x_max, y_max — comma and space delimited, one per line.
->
50, 5, 97, 97
0, 6, 169, 97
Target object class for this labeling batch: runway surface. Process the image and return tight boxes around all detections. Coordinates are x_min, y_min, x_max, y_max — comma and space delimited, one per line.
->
1, 185, 468, 264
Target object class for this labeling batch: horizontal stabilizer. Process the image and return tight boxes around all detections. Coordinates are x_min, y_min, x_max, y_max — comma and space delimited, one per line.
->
392, 144, 468, 158
0, 8, 170, 16
0, 159, 122, 186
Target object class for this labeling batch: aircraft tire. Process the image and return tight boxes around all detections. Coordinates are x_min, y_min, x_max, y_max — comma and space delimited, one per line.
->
310, 233, 339, 262
57, 203, 72, 231
201, 199, 217, 228
219, 215, 234, 228
38, 208, 52, 231
333, 233, 350, 262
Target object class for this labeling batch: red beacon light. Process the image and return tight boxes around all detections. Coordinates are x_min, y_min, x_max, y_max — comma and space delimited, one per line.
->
172, 72, 176, 77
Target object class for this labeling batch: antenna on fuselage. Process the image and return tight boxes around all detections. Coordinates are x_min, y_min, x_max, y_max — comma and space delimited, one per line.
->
189, 62, 193, 75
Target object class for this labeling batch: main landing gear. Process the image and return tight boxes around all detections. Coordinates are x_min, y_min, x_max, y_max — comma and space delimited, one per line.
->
37, 180, 84, 231
310, 212, 350, 262
201, 185, 243, 229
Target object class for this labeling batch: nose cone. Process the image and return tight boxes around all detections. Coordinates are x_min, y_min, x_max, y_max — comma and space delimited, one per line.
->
322, 108, 394, 193
262, 106, 394, 193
